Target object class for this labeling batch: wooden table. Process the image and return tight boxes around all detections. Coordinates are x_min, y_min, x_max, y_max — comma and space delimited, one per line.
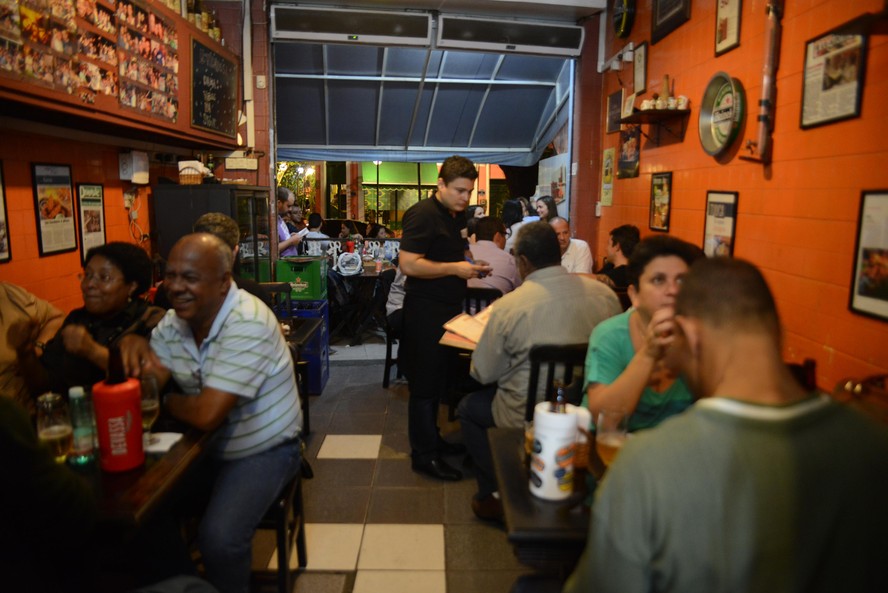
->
74, 427, 215, 529
489, 427, 590, 576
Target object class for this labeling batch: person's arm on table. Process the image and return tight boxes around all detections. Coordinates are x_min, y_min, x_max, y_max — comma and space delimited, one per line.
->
399, 250, 491, 280
118, 334, 172, 387
165, 387, 238, 432
586, 308, 677, 420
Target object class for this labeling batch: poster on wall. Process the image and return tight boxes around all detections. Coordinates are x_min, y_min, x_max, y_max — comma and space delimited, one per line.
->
76, 183, 106, 263
606, 89, 624, 134
703, 191, 738, 256
601, 147, 615, 206
649, 172, 672, 231
617, 126, 640, 179
801, 33, 866, 129
715, 0, 742, 56
0, 161, 9, 263
849, 190, 888, 322
32, 163, 77, 256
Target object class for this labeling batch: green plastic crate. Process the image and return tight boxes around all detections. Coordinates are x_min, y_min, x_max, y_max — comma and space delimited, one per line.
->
276, 257, 328, 300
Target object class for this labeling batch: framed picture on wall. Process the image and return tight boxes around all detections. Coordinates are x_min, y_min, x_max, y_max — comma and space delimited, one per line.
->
652, 0, 691, 44
76, 183, 107, 264
703, 191, 739, 257
606, 89, 625, 134
649, 172, 672, 231
849, 190, 888, 322
801, 33, 866, 129
715, 0, 742, 56
0, 161, 9, 263
617, 126, 640, 179
634, 41, 647, 94
32, 163, 77, 256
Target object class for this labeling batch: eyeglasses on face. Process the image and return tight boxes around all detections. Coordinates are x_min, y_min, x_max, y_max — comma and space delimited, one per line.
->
78, 271, 123, 285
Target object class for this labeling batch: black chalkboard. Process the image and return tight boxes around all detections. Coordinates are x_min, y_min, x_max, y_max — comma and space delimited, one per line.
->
191, 39, 238, 137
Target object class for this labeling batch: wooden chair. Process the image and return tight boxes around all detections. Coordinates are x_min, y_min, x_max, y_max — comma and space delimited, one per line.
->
447, 287, 503, 419
256, 462, 309, 593
260, 282, 294, 318
524, 343, 589, 422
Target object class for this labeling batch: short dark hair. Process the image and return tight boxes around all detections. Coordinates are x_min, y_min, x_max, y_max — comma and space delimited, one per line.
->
610, 224, 640, 257
676, 257, 780, 335
474, 217, 506, 242
514, 222, 561, 269
501, 199, 524, 228
193, 212, 239, 250
466, 205, 484, 219
276, 186, 294, 204
438, 155, 478, 185
536, 195, 558, 222
627, 236, 704, 289
308, 213, 323, 229
85, 242, 153, 295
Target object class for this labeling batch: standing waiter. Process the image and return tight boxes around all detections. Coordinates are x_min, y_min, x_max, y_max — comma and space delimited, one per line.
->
399, 156, 492, 481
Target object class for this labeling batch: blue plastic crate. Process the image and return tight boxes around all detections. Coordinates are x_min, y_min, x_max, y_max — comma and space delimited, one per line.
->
290, 300, 330, 349
302, 346, 330, 395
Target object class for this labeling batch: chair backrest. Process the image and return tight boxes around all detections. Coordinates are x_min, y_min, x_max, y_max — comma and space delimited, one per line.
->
260, 282, 293, 318
463, 287, 503, 314
525, 343, 589, 422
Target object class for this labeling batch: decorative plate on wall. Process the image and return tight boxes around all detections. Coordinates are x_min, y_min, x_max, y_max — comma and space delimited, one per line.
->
698, 72, 745, 157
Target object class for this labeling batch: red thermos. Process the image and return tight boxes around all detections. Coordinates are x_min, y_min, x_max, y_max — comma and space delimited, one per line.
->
92, 346, 144, 472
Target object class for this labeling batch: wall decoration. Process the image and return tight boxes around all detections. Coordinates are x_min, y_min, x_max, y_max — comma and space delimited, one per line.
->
699, 72, 746, 157
191, 38, 238, 137
715, 0, 742, 56
76, 183, 107, 264
703, 191, 738, 257
801, 33, 866, 129
649, 172, 672, 231
0, 161, 9, 263
652, 0, 691, 44
622, 92, 637, 118
32, 163, 77, 256
617, 126, 640, 179
606, 89, 625, 134
601, 147, 615, 206
633, 41, 647, 94
849, 190, 888, 322
612, 0, 636, 38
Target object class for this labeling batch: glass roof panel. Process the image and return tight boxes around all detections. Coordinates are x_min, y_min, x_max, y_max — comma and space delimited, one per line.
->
438, 51, 499, 80
383, 47, 431, 77
474, 86, 554, 147
497, 54, 565, 82
378, 83, 421, 146
275, 78, 326, 144
327, 80, 379, 145
426, 84, 485, 147
326, 44, 384, 76
274, 43, 324, 75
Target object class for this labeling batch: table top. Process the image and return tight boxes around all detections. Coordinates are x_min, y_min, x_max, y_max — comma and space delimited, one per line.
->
489, 427, 590, 546
74, 428, 215, 528
285, 317, 322, 351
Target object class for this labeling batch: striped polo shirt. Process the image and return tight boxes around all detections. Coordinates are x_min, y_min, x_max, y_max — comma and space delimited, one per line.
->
151, 283, 302, 460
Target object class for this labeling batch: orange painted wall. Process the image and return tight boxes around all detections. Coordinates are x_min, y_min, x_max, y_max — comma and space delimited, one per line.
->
577, 0, 888, 388
0, 129, 157, 312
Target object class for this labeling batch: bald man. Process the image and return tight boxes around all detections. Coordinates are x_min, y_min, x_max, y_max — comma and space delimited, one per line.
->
121, 233, 302, 593
550, 217, 593, 273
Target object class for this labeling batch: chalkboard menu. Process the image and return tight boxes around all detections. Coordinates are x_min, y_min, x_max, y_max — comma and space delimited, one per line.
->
191, 38, 237, 137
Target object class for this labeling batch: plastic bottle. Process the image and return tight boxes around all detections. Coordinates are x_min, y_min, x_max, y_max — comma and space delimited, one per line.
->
92, 345, 145, 472
68, 386, 96, 465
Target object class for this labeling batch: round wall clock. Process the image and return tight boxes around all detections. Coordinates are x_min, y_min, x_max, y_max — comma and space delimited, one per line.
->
699, 72, 746, 157
612, 0, 636, 39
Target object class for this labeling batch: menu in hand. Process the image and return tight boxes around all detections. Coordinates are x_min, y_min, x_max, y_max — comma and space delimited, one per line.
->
440, 306, 494, 350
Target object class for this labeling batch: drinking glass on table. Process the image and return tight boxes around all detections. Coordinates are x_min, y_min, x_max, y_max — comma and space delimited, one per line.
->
141, 375, 161, 447
36, 392, 73, 463
595, 409, 629, 467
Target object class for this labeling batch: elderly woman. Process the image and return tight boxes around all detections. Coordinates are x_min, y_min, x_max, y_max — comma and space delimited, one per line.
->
535, 195, 558, 222
26, 242, 164, 395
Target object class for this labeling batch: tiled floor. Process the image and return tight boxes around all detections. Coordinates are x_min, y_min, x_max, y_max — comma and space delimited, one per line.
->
250, 335, 533, 593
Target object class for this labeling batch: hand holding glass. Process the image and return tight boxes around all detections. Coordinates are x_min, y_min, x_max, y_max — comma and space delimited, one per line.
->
595, 409, 628, 467
37, 392, 73, 463
141, 375, 160, 446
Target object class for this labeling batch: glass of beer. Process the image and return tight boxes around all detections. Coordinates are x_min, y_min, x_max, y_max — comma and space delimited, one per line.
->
141, 375, 161, 447
36, 392, 73, 463
595, 409, 629, 467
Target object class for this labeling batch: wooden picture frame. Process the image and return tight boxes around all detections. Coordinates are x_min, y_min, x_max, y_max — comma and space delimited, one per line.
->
606, 89, 625, 134
76, 183, 107, 264
703, 191, 739, 257
649, 172, 672, 231
652, 0, 691, 44
633, 41, 647, 94
715, 0, 742, 56
800, 32, 866, 129
32, 163, 77, 256
849, 190, 888, 322
622, 92, 637, 118
0, 161, 9, 263
617, 126, 640, 179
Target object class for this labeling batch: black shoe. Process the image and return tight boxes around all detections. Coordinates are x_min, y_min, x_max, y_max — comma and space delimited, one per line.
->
438, 440, 467, 456
412, 457, 463, 481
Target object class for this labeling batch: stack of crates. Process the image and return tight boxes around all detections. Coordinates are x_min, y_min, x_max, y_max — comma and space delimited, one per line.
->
277, 257, 330, 395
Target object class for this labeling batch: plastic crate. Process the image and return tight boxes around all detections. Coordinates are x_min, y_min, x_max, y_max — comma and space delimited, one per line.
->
290, 300, 329, 345
301, 346, 330, 395
276, 257, 328, 301
290, 300, 330, 394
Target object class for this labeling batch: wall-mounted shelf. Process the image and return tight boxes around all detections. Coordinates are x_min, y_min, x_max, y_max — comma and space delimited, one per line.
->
621, 109, 691, 145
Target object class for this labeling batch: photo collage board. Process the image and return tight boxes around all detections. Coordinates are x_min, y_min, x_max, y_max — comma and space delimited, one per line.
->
0, 0, 178, 122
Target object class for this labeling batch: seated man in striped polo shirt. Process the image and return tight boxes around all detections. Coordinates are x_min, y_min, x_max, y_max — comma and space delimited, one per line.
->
121, 233, 302, 593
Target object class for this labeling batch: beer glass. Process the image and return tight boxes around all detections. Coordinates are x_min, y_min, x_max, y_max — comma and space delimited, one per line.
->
36, 392, 73, 463
141, 375, 161, 446
595, 409, 628, 467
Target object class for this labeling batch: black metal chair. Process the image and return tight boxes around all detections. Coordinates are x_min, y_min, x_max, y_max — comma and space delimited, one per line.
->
524, 343, 589, 423
383, 315, 402, 388
256, 461, 310, 593
463, 286, 503, 314
260, 281, 293, 318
